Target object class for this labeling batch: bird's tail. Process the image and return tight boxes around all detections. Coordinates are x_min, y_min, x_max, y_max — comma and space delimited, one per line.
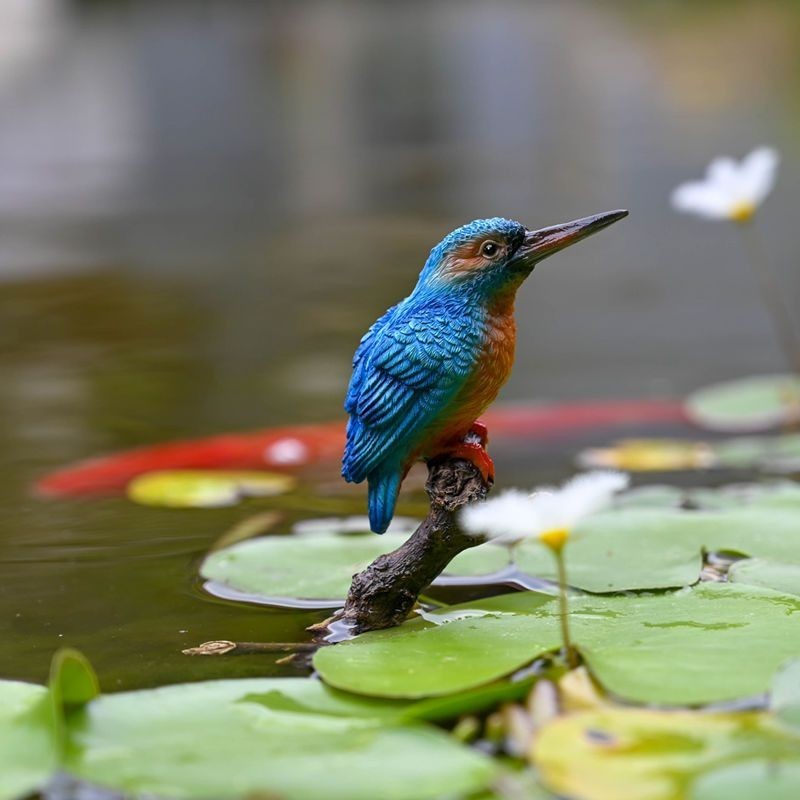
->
367, 469, 402, 534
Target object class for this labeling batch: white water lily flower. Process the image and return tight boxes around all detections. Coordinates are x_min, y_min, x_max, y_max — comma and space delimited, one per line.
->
671, 147, 778, 223
460, 470, 629, 551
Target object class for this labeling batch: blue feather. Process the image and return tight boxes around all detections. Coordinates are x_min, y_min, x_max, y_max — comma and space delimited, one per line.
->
343, 218, 526, 533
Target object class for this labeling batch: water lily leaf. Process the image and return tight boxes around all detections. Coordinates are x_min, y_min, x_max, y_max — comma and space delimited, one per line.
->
234, 677, 408, 720
770, 659, 800, 730
204, 498, 800, 603
578, 439, 715, 471
456, 505, 800, 593
533, 706, 800, 800
64, 678, 495, 800
689, 760, 800, 800
49, 648, 99, 753
202, 533, 411, 603
579, 434, 800, 474
729, 558, 800, 597
127, 469, 295, 508
315, 593, 559, 699
685, 374, 800, 432
315, 584, 800, 705
0, 681, 56, 800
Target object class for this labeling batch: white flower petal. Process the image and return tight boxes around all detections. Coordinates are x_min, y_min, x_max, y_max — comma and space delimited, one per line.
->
461, 471, 629, 546
671, 182, 734, 219
459, 489, 538, 543
525, 470, 629, 533
740, 146, 778, 205
706, 157, 744, 194
672, 147, 780, 221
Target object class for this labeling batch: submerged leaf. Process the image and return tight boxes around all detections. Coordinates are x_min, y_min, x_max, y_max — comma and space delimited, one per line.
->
128, 470, 296, 508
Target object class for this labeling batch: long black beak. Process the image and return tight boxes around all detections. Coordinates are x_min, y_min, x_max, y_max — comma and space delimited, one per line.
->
511, 209, 628, 268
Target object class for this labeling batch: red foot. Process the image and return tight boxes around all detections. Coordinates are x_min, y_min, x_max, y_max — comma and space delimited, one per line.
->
468, 420, 489, 447
432, 440, 495, 485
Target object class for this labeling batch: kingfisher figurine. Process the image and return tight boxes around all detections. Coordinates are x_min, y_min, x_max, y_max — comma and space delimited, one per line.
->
343, 210, 628, 533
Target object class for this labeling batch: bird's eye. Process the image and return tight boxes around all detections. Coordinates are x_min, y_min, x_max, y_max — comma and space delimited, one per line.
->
481, 241, 501, 258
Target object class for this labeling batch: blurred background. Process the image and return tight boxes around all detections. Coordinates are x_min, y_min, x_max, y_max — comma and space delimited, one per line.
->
2, 0, 800, 685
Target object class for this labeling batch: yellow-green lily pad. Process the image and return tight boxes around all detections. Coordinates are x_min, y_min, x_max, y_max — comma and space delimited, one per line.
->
533, 706, 800, 800
127, 469, 296, 508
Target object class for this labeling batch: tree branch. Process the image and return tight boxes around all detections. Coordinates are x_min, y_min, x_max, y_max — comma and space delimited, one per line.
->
339, 457, 490, 633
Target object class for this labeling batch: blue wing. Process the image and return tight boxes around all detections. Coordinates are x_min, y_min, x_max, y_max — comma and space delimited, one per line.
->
342, 301, 479, 483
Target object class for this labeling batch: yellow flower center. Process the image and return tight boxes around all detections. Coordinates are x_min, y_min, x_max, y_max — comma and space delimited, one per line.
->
539, 527, 570, 552
729, 201, 756, 223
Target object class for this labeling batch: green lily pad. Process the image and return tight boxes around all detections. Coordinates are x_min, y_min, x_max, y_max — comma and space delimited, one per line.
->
685, 374, 800, 432
202, 533, 411, 602
0, 681, 56, 800
770, 659, 800, 730
128, 469, 296, 508
454, 505, 800, 593
533, 706, 800, 800
49, 648, 99, 753
64, 678, 495, 800
689, 761, 800, 800
729, 558, 800, 597
203, 489, 800, 602
315, 584, 800, 705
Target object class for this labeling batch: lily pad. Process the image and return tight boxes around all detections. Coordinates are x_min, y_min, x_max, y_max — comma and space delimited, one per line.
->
315, 584, 800, 705
533, 706, 800, 800
454, 505, 800, 593
770, 659, 800, 730
202, 533, 411, 602
204, 500, 800, 602
49, 648, 99, 752
0, 681, 56, 800
729, 558, 800, 597
685, 374, 800, 432
689, 761, 800, 800
127, 469, 296, 508
64, 678, 495, 800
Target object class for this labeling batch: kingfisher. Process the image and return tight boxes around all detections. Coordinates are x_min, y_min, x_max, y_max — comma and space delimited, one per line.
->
343, 210, 628, 533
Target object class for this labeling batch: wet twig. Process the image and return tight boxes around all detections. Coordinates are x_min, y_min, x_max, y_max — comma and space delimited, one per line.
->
182, 640, 318, 656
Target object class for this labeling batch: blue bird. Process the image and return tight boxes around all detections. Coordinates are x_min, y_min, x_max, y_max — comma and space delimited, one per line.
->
343, 210, 627, 533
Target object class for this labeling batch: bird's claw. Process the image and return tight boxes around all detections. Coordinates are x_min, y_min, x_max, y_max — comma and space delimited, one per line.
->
431, 440, 495, 486
466, 420, 489, 447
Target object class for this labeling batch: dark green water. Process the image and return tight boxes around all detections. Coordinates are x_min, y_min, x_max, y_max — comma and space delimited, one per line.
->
1, 0, 800, 688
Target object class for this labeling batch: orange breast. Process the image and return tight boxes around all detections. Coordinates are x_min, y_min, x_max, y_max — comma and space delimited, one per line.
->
423, 306, 517, 454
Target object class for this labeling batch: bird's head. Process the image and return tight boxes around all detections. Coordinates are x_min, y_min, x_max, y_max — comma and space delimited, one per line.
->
417, 210, 628, 298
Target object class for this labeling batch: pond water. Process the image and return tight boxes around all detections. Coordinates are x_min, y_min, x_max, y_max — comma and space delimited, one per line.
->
1, 0, 799, 689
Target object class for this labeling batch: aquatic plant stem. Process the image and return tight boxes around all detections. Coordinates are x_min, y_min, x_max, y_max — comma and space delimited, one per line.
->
552, 548, 578, 669
737, 222, 800, 382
